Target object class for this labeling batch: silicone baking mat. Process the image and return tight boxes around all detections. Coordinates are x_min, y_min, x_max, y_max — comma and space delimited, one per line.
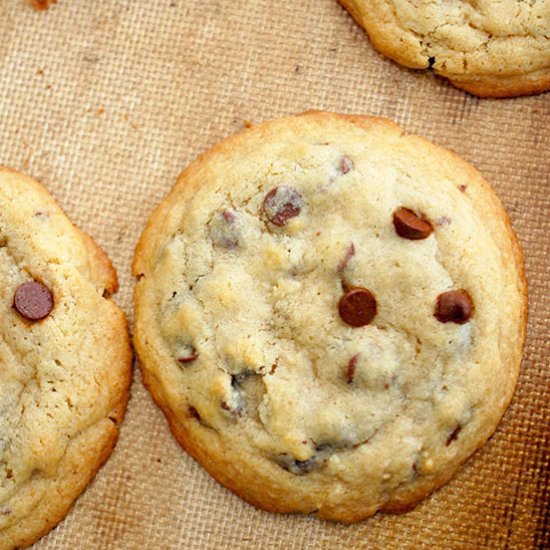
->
0, 1, 548, 548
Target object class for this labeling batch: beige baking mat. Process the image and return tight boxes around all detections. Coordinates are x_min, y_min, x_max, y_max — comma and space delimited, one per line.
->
0, 0, 548, 548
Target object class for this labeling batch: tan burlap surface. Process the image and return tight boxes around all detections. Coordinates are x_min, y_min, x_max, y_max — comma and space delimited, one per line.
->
0, 0, 548, 548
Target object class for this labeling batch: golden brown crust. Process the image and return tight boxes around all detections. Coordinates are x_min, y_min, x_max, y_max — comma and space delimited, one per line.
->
133, 111, 527, 523
449, 70, 550, 98
78, 229, 119, 294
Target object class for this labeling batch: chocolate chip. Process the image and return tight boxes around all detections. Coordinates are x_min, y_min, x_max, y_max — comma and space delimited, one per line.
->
188, 406, 201, 420
338, 242, 355, 273
347, 354, 359, 384
263, 186, 303, 226
434, 290, 473, 324
209, 209, 239, 248
446, 425, 462, 446
393, 207, 433, 240
338, 287, 377, 327
340, 155, 353, 174
221, 375, 244, 416
428, 56, 436, 68
275, 453, 320, 475
178, 349, 199, 364
13, 281, 53, 321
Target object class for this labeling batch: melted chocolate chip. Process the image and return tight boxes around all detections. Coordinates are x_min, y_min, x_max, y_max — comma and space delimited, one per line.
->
340, 155, 353, 174
436, 216, 452, 227
219, 375, 245, 416
446, 425, 462, 446
275, 453, 320, 475
221, 210, 235, 222
428, 56, 436, 68
434, 290, 473, 324
338, 242, 355, 273
178, 349, 199, 364
188, 406, 201, 420
209, 209, 240, 248
338, 287, 377, 327
263, 186, 303, 226
13, 281, 53, 321
347, 354, 359, 384
393, 207, 433, 240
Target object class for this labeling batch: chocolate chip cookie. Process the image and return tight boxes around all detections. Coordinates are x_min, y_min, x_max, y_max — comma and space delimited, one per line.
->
0, 168, 132, 548
339, 0, 550, 97
133, 112, 527, 522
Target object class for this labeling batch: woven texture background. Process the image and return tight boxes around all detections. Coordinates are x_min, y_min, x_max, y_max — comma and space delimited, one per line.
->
0, 0, 548, 548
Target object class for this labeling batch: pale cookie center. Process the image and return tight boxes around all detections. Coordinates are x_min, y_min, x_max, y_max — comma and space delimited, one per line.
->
160, 152, 474, 474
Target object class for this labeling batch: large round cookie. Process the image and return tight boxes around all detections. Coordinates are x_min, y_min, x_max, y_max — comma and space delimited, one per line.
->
0, 168, 131, 548
133, 112, 526, 522
339, 0, 550, 97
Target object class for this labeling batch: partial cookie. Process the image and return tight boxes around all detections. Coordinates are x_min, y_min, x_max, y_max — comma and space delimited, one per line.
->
133, 112, 526, 522
339, 0, 550, 97
0, 168, 132, 548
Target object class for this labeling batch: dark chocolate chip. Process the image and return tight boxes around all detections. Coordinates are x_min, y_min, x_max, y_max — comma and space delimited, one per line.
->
338, 242, 355, 273
263, 186, 303, 226
428, 56, 436, 68
347, 354, 359, 384
178, 349, 199, 364
13, 280, 53, 321
338, 287, 377, 327
393, 207, 433, 240
446, 425, 462, 446
340, 155, 353, 174
434, 290, 473, 324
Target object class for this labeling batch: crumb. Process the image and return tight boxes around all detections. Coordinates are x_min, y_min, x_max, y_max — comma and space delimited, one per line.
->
29, 0, 57, 10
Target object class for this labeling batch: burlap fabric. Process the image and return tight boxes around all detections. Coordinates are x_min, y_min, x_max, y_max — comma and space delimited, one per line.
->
0, 1, 547, 548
